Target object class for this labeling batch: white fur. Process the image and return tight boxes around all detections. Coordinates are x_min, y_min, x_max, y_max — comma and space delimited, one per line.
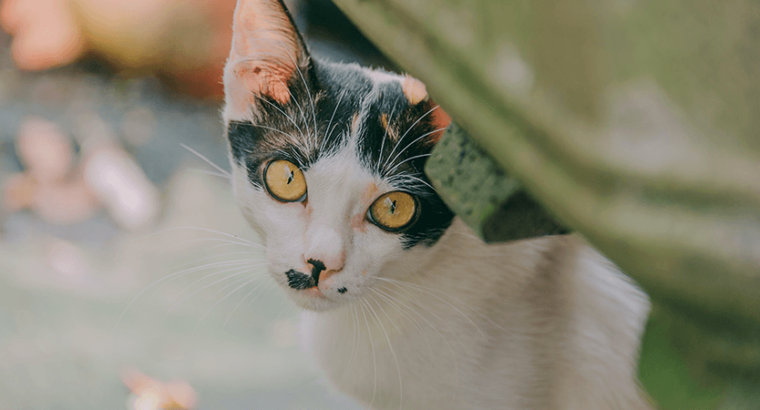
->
300, 220, 652, 410
222, 4, 652, 404
228, 130, 652, 409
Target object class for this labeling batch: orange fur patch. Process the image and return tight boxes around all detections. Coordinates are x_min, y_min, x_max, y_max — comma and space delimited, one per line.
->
351, 112, 361, 135
427, 100, 452, 144
401, 75, 428, 105
351, 213, 366, 232
352, 182, 379, 232
380, 113, 399, 141
361, 182, 379, 205
230, 0, 301, 105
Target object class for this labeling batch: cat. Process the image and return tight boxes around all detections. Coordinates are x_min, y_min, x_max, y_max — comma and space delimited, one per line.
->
221, 0, 653, 409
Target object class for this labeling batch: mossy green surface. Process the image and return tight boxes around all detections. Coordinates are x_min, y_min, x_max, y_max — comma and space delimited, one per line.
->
425, 123, 566, 242
332, 0, 760, 407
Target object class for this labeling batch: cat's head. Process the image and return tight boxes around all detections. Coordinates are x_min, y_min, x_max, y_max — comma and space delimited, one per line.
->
222, 0, 454, 311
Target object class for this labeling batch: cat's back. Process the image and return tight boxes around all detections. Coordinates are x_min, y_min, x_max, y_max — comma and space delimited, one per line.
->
444, 221, 652, 409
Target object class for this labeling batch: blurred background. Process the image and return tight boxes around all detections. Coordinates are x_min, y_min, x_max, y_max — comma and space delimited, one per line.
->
0, 0, 391, 408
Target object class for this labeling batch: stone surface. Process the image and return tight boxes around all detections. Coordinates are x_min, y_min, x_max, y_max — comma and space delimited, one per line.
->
331, 0, 760, 408
425, 123, 567, 243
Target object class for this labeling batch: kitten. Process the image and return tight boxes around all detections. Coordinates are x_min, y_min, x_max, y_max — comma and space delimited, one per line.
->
221, 1, 653, 409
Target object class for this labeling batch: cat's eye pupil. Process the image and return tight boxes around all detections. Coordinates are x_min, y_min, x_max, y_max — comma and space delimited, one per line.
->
369, 191, 417, 232
265, 160, 307, 202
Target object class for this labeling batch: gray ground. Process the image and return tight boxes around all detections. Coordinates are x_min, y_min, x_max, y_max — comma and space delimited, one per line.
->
0, 3, 387, 408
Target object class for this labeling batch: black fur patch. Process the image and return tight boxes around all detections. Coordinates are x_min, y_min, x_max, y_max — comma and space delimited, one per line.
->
226, 58, 454, 250
285, 269, 314, 290
337, 287, 348, 294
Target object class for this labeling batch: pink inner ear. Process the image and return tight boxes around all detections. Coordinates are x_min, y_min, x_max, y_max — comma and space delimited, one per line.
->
235, 60, 293, 105
228, 0, 302, 106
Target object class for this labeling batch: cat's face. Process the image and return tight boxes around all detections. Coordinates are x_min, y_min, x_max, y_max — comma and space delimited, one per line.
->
222, 0, 453, 311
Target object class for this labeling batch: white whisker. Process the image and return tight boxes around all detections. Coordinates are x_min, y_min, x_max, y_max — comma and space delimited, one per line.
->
223, 278, 272, 329
251, 93, 307, 147
386, 153, 432, 175
366, 294, 403, 410
384, 127, 446, 174
337, 302, 361, 386
359, 299, 378, 410
180, 143, 231, 177
376, 277, 491, 340
322, 89, 347, 154
375, 283, 460, 389
188, 168, 231, 180
369, 287, 434, 366
165, 264, 268, 317
193, 276, 263, 334
287, 54, 319, 154
376, 105, 397, 175
115, 259, 259, 327
382, 105, 439, 172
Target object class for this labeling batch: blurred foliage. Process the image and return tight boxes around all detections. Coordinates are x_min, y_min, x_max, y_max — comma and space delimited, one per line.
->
0, 0, 237, 97
330, 0, 760, 408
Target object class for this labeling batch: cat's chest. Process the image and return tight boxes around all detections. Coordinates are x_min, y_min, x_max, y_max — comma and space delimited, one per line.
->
297, 283, 533, 410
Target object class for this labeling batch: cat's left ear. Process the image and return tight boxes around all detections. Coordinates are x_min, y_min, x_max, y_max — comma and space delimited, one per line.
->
223, 0, 310, 119
402, 75, 452, 144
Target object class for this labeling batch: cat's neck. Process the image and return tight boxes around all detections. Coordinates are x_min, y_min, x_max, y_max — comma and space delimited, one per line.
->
302, 218, 651, 410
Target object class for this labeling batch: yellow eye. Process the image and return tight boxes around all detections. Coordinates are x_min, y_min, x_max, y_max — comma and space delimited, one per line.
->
368, 191, 418, 231
264, 160, 307, 202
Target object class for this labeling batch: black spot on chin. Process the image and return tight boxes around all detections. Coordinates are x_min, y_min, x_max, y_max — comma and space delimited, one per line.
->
337, 287, 348, 294
285, 269, 315, 290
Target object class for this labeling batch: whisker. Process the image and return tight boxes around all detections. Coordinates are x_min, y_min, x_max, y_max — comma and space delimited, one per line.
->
382, 105, 439, 172
359, 299, 378, 410
169, 251, 260, 271
384, 127, 447, 174
193, 276, 263, 334
376, 277, 490, 340
374, 283, 459, 388
376, 105, 397, 175
249, 279, 280, 307
366, 294, 403, 410
222, 278, 272, 329
180, 143, 231, 177
322, 89, 347, 154
205, 273, 260, 302
387, 173, 436, 193
142, 226, 260, 246
250, 94, 308, 154
337, 302, 361, 386
386, 153, 432, 175
115, 259, 258, 326
169, 237, 260, 251
369, 287, 434, 365
164, 264, 267, 317
188, 168, 231, 180
286, 53, 319, 153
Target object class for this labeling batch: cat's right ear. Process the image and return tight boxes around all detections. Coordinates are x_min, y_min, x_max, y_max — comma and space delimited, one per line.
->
223, 0, 310, 120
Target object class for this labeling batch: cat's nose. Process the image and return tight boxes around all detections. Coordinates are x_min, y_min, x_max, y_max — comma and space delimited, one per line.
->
304, 227, 346, 273
305, 255, 344, 286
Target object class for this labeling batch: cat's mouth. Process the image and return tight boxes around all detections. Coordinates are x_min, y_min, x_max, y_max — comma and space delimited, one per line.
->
282, 269, 330, 305
282, 262, 344, 306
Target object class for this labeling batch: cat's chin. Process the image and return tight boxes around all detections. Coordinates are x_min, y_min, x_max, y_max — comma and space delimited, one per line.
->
285, 287, 345, 312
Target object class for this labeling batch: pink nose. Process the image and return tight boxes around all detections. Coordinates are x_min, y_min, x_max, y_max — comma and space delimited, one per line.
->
305, 254, 344, 287
304, 226, 345, 273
